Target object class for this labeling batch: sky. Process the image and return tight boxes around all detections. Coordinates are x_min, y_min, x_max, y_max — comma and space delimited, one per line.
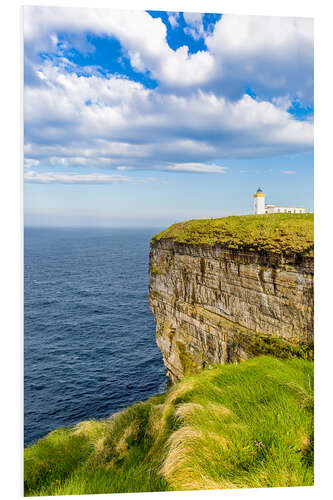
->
24, 7, 314, 227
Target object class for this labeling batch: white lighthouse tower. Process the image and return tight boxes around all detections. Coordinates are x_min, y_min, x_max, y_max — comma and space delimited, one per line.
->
253, 187, 265, 214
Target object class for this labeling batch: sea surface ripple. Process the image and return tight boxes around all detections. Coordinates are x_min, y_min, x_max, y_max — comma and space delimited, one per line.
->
24, 227, 167, 446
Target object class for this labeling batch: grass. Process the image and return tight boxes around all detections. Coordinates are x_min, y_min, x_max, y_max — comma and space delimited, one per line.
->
24, 356, 314, 495
151, 213, 314, 256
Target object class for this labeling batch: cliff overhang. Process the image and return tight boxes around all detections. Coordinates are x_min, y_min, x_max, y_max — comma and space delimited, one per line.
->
149, 215, 314, 382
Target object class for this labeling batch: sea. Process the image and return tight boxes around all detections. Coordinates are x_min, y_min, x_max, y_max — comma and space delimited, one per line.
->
24, 227, 167, 447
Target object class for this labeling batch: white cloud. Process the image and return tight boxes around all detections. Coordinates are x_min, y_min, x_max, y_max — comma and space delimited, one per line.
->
24, 158, 40, 168
23, 8, 313, 182
167, 12, 180, 28
166, 163, 226, 173
24, 6, 215, 89
183, 12, 204, 40
24, 64, 313, 174
272, 95, 292, 111
24, 169, 166, 185
283, 170, 296, 175
205, 14, 313, 103
183, 12, 204, 25
24, 7, 313, 101
49, 157, 89, 166
24, 170, 132, 184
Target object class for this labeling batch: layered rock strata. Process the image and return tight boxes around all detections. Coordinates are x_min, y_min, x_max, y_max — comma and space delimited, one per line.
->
148, 239, 314, 382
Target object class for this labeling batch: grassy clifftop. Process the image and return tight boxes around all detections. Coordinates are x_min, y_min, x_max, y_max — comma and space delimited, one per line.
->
152, 213, 314, 256
24, 356, 314, 495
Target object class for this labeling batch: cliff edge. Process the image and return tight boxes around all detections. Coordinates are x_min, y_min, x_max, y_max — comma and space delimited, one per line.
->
149, 214, 314, 381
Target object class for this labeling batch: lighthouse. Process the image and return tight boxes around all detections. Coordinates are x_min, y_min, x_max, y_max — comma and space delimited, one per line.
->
253, 187, 265, 214
252, 188, 306, 214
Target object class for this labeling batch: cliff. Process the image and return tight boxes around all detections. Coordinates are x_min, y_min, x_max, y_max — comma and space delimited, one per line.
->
149, 214, 314, 382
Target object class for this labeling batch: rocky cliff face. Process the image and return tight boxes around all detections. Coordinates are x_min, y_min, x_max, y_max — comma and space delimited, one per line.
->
148, 239, 313, 382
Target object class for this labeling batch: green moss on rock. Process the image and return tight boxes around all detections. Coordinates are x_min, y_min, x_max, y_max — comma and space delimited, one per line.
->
233, 329, 314, 361
151, 264, 163, 275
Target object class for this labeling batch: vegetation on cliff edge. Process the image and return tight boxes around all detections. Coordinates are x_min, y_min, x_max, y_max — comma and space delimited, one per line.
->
24, 356, 313, 495
152, 213, 314, 256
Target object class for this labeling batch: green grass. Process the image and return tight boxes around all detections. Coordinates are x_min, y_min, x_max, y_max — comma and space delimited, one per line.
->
152, 213, 314, 256
24, 356, 313, 495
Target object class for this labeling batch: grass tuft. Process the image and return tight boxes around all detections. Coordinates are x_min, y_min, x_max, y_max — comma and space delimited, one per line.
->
24, 356, 313, 495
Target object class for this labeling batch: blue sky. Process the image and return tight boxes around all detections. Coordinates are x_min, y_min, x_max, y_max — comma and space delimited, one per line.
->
24, 7, 313, 227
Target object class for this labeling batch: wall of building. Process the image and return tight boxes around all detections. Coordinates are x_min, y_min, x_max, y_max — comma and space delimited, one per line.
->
266, 206, 306, 214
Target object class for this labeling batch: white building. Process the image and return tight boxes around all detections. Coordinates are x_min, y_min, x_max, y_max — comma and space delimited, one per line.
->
253, 188, 306, 215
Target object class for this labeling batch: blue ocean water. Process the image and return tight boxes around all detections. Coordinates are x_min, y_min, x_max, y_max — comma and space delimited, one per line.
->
24, 227, 167, 446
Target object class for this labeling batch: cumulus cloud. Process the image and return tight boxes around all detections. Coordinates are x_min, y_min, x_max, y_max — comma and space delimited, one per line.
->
24, 6, 215, 90
23, 6, 313, 185
183, 12, 205, 40
24, 63, 313, 173
24, 7, 313, 101
205, 14, 313, 103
